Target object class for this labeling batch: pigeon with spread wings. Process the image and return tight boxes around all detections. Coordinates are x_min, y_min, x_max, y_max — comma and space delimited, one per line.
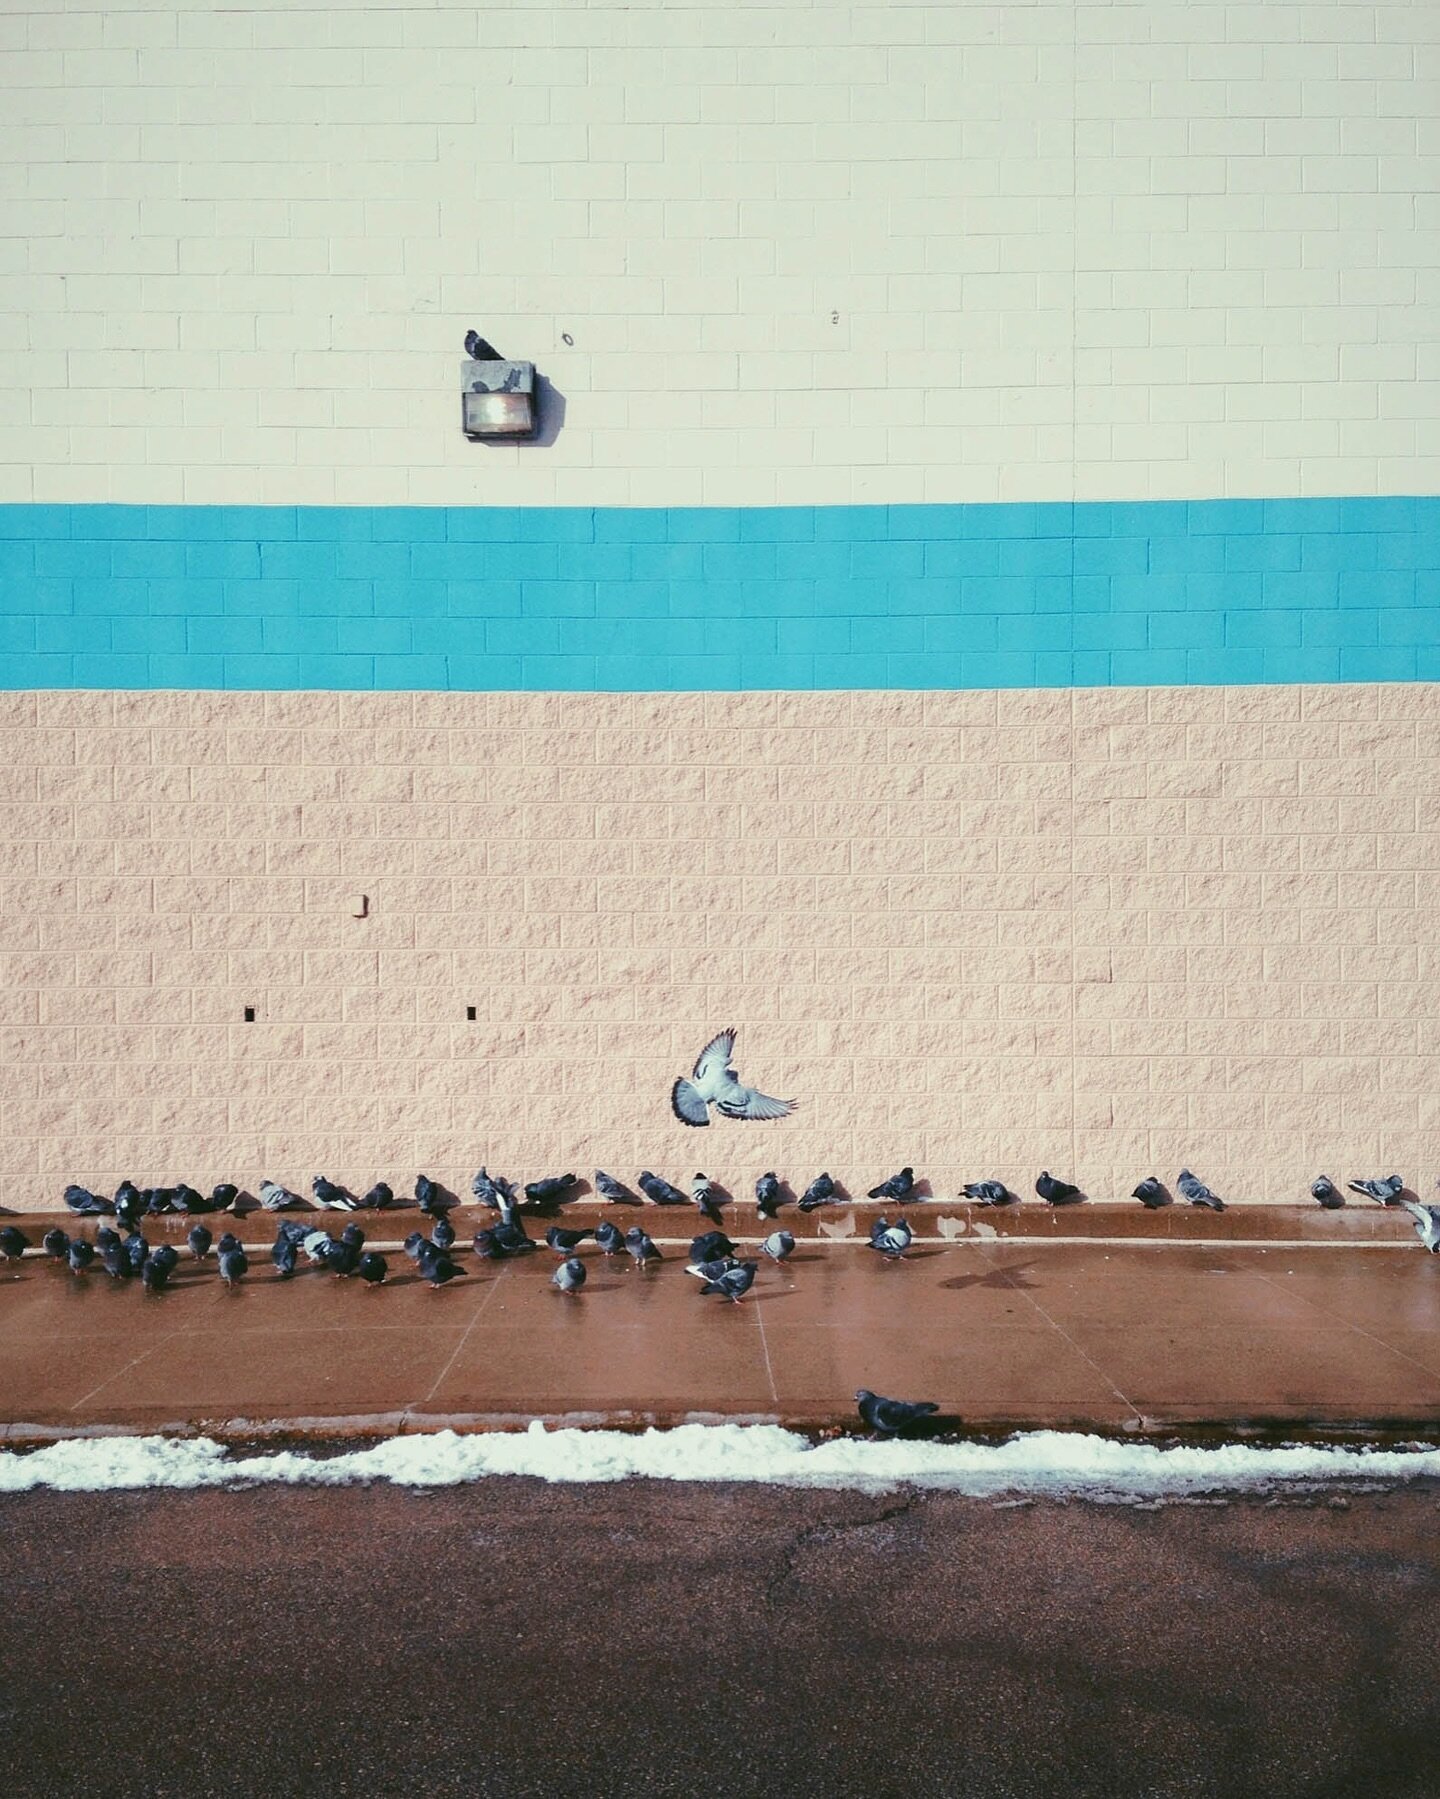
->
670, 1029, 795, 1128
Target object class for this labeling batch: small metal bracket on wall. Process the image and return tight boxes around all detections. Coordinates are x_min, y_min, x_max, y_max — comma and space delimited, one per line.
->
352, 893, 369, 919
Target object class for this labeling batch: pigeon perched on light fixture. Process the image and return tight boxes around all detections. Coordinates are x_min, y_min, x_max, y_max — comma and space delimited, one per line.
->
670, 1029, 795, 1128
463, 330, 502, 360
856, 1389, 939, 1437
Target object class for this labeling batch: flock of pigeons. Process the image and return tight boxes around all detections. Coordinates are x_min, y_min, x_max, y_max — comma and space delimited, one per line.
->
2, 1160, 1435, 1438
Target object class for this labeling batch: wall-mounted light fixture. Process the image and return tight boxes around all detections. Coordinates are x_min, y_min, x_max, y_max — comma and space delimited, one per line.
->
461, 355, 537, 441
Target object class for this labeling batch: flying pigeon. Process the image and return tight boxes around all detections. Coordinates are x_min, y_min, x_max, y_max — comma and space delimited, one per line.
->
525, 1174, 578, 1206
431, 1215, 457, 1253
218, 1245, 248, 1288
963, 1180, 1014, 1206
357, 1251, 388, 1286
690, 1230, 736, 1264
625, 1226, 662, 1267
63, 1184, 110, 1216
415, 1175, 449, 1215
691, 1174, 723, 1223
42, 1228, 69, 1259
761, 1229, 795, 1262
1401, 1199, 1440, 1252
258, 1179, 299, 1212
868, 1216, 912, 1259
463, 330, 502, 360
359, 1181, 394, 1211
1132, 1177, 1170, 1210
594, 1170, 632, 1203
545, 1225, 594, 1255
755, 1172, 782, 1219
210, 1182, 239, 1212
1311, 1176, 1344, 1210
639, 1171, 688, 1207
1349, 1174, 1405, 1207
798, 1173, 838, 1213
312, 1175, 356, 1212
1177, 1169, 1225, 1213
1036, 1171, 1083, 1206
670, 1029, 795, 1128
595, 1220, 626, 1257
856, 1389, 939, 1437
0, 1226, 30, 1264
551, 1256, 587, 1295
67, 1239, 95, 1275
691, 1260, 757, 1302
868, 1168, 916, 1203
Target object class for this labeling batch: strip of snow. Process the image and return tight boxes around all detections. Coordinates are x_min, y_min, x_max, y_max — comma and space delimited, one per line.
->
3, 1424, 1440, 1498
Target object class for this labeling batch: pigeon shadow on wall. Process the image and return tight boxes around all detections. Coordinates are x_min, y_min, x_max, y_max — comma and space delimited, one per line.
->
527, 376, 566, 447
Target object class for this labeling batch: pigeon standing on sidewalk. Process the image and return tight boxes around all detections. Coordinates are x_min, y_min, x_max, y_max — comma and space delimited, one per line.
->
1349, 1174, 1405, 1206
761, 1230, 795, 1262
551, 1256, 587, 1295
625, 1226, 662, 1268
545, 1225, 594, 1256
868, 1168, 916, 1203
218, 1244, 248, 1288
1178, 1169, 1225, 1213
431, 1215, 456, 1253
187, 1223, 213, 1261
42, 1228, 69, 1260
67, 1239, 95, 1275
856, 1390, 939, 1437
595, 1219, 626, 1257
690, 1230, 736, 1264
868, 1216, 912, 1259
357, 1251, 388, 1286
691, 1260, 757, 1302
0, 1226, 30, 1265
1312, 1176, 1344, 1210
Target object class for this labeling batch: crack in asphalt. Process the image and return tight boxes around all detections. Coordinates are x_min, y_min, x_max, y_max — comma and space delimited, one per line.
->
764, 1494, 920, 1605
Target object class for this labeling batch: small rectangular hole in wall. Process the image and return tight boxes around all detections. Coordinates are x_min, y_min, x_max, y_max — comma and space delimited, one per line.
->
466, 1005, 477, 1022
243, 1006, 255, 1023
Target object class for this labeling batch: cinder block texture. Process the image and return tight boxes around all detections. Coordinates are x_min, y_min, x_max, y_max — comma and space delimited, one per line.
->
2, 683, 1439, 1209
2, 1, 1437, 506
1, 497, 1435, 690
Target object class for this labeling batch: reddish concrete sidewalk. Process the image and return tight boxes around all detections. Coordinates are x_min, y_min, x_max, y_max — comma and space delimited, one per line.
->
3, 1206, 1439, 1442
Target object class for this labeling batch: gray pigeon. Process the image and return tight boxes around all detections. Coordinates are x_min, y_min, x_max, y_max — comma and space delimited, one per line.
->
1036, 1171, 1083, 1206
551, 1256, 587, 1294
359, 1181, 394, 1210
187, 1224, 213, 1261
1311, 1175, 1344, 1210
357, 1251, 388, 1286
271, 1237, 297, 1280
1177, 1168, 1224, 1212
525, 1174, 577, 1206
595, 1219, 626, 1256
63, 1184, 110, 1216
691, 1173, 723, 1223
691, 1259, 757, 1302
1349, 1174, 1405, 1206
690, 1230, 736, 1264
856, 1389, 939, 1437
218, 1245, 248, 1287
431, 1215, 456, 1252
415, 1174, 449, 1215
761, 1229, 795, 1262
258, 1179, 300, 1212
963, 1180, 1014, 1206
210, 1183, 239, 1212
798, 1173, 838, 1212
594, 1170, 631, 1203
1401, 1199, 1440, 1252
638, 1170, 688, 1207
141, 1257, 171, 1294
1132, 1177, 1170, 1210
625, 1226, 661, 1268
472, 1168, 504, 1209
755, 1172, 782, 1219
868, 1167, 915, 1203
670, 1028, 795, 1127
42, 1228, 70, 1259
67, 1239, 95, 1275
312, 1175, 356, 1212
545, 1225, 594, 1255
868, 1216, 912, 1259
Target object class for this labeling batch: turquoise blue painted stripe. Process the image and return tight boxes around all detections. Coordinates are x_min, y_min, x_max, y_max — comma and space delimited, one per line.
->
0, 499, 1435, 689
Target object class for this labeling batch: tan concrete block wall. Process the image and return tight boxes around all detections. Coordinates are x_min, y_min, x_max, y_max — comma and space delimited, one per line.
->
2, 682, 1439, 1210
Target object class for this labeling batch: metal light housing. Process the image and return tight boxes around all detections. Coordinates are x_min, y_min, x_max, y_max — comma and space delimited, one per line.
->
462, 359, 537, 441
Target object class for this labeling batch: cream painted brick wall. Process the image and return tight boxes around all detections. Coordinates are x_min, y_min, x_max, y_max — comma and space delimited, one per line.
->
2, 682, 1439, 1209
2, 0, 1436, 507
